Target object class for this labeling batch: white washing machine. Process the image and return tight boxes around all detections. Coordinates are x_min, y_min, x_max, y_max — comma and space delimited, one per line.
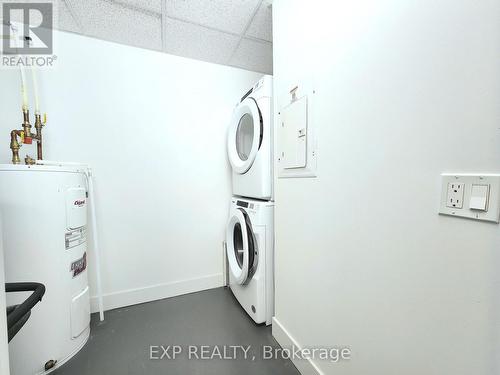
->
226, 197, 274, 325
227, 75, 273, 200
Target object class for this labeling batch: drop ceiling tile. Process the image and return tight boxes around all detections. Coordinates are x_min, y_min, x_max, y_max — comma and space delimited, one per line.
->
114, 0, 162, 14
165, 0, 261, 34
163, 17, 239, 65
66, 0, 162, 51
245, 0, 272, 42
56, 0, 82, 33
229, 38, 272, 73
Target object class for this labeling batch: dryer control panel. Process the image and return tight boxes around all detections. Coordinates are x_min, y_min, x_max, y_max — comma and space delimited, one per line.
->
236, 200, 255, 210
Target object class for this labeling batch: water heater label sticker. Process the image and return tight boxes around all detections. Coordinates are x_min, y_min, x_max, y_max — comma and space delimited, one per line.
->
70, 252, 87, 278
65, 226, 87, 250
74, 199, 86, 207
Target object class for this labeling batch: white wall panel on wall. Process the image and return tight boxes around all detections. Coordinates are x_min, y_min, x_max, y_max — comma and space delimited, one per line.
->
0, 30, 261, 311
272, 1, 500, 374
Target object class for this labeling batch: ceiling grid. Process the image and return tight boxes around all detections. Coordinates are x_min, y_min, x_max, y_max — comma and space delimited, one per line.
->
59, 0, 272, 73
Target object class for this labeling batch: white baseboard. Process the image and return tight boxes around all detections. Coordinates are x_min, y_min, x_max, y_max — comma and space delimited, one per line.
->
272, 317, 323, 375
90, 273, 224, 313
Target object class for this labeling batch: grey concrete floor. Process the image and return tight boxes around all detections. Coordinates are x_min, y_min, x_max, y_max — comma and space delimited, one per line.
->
54, 287, 300, 375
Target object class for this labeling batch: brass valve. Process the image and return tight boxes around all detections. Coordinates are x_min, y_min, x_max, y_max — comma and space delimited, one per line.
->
9, 109, 46, 164
24, 155, 35, 165
10, 129, 23, 164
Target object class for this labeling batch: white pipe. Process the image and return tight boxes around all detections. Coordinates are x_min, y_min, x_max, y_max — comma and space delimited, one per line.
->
35, 160, 105, 321
10, 24, 28, 111
20, 67, 28, 111
31, 67, 40, 114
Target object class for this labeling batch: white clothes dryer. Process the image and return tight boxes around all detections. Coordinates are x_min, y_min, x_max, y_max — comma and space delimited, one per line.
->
227, 75, 273, 200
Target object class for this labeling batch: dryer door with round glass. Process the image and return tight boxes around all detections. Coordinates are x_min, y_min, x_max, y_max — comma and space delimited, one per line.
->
226, 209, 256, 285
227, 98, 262, 174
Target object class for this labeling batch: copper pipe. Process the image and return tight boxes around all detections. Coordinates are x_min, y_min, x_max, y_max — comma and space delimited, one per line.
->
9, 110, 45, 164
22, 109, 31, 139
33, 113, 43, 160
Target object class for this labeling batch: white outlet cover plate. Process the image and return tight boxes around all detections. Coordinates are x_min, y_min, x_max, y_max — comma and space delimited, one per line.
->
439, 173, 500, 223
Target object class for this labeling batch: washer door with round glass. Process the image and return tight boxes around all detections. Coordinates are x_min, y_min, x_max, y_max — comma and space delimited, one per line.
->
227, 97, 262, 174
226, 209, 256, 285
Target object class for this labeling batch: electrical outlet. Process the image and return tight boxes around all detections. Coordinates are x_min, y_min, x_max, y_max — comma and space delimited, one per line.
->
440, 174, 500, 223
446, 182, 465, 208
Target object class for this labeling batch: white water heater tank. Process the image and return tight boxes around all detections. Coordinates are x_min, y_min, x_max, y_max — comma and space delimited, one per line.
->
0, 165, 91, 374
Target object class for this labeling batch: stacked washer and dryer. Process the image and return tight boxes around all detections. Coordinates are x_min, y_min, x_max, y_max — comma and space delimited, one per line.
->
226, 76, 274, 325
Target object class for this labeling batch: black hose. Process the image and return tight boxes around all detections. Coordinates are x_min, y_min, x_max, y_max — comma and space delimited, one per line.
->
5, 282, 46, 342
6, 305, 31, 342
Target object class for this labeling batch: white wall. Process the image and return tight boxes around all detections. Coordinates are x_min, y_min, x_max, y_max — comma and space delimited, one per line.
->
0, 217, 10, 375
272, 1, 500, 374
0, 31, 261, 311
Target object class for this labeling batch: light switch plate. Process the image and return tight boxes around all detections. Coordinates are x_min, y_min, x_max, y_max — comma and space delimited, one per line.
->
439, 174, 500, 223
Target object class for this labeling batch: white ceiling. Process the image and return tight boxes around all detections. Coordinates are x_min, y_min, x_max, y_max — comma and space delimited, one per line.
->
58, 0, 273, 73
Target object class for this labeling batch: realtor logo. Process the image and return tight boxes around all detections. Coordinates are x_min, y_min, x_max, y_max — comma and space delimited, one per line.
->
3, 2, 53, 55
